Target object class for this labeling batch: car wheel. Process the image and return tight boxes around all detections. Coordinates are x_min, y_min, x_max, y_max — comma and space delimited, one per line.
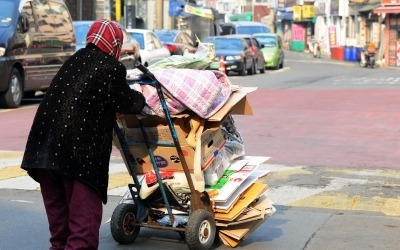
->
0, 68, 23, 108
247, 60, 255, 75
279, 60, 284, 69
274, 62, 280, 70
238, 63, 246, 76
259, 63, 265, 74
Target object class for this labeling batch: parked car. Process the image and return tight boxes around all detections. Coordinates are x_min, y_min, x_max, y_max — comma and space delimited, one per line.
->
0, 0, 75, 108
253, 33, 284, 69
153, 29, 197, 55
126, 29, 171, 66
204, 35, 256, 76
226, 34, 265, 74
73, 21, 140, 70
220, 21, 270, 36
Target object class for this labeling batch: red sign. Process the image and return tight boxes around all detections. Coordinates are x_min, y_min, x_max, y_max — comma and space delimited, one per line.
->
381, 0, 400, 5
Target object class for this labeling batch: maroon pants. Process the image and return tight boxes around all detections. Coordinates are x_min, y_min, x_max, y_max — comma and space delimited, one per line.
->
38, 169, 103, 250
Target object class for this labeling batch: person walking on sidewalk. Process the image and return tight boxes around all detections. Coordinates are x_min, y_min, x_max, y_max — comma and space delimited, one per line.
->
21, 19, 145, 250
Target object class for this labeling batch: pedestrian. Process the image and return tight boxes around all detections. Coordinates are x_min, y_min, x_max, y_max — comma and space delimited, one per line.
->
21, 19, 145, 250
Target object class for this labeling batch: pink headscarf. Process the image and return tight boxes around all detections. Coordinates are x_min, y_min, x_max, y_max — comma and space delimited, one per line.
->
86, 19, 123, 59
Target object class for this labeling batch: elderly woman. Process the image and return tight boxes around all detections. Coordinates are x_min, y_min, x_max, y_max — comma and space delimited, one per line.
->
21, 19, 145, 249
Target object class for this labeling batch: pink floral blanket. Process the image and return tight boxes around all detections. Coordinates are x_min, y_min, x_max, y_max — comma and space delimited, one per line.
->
130, 68, 232, 119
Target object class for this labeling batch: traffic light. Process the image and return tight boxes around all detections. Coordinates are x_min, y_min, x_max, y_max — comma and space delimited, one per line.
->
110, 0, 122, 21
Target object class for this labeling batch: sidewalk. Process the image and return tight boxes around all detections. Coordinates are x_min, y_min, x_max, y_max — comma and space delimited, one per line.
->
285, 49, 400, 71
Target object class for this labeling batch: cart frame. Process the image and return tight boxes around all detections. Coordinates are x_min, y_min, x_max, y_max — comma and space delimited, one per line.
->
111, 63, 217, 249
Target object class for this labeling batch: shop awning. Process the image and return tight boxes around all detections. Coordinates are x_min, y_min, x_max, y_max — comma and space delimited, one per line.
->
358, 3, 381, 13
374, 6, 400, 14
276, 12, 293, 22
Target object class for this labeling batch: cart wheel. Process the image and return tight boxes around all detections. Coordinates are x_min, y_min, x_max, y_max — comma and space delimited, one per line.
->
185, 209, 216, 250
110, 203, 141, 244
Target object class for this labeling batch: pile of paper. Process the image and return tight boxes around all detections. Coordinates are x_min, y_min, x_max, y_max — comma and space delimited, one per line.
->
205, 156, 276, 247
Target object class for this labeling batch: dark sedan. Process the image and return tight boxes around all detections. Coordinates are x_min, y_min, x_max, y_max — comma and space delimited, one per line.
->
154, 29, 197, 55
226, 34, 266, 74
204, 36, 256, 76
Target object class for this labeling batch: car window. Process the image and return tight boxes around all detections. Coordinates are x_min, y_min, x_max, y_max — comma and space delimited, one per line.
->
151, 33, 162, 49
32, 1, 55, 33
251, 38, 260, 48
183, 33, 194, 46
130, 32, 144, 49
216, 38, 242, 50
21, 1, 37, 32
221, 25, 235, 35
156, 31, 175, 42
74, 24, 90, 45
175, 33, 183, 43
244, 37, 251, 47
277, 36, 282, 48
0, 1, 15, 27
49, 1, 73, 33
237, 25, 269, 35
256, 36, 276, 47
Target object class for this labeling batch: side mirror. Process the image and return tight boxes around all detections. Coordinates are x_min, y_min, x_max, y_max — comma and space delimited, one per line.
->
18, 14, 30, 33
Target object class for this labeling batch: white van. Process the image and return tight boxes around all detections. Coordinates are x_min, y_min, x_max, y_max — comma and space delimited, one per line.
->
220, 21, 270, 36
0, 0, 75, 108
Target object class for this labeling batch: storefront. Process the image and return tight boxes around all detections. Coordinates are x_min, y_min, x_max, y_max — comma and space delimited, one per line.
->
291, 4, 315, 52
374, 3, 400, 67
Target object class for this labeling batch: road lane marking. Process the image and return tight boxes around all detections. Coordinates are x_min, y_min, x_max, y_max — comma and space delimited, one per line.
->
0, 166, 27, 180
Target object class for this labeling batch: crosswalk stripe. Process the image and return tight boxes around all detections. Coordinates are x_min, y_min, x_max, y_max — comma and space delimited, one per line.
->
0, 166, 27, 180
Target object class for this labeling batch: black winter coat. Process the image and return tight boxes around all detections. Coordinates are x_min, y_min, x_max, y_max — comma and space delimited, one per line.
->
21, 45, 145, 204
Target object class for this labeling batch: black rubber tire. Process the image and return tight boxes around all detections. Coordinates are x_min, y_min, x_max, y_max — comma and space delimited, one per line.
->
247, 61, 255, 75
110, 203, 141, 245
0, 68, 23, 108
259, 64, 265, 74
238, 64, 246, 76
185, 209, 216, 250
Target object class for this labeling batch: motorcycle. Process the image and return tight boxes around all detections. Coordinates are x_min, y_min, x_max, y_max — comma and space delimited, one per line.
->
309, 40, 321, 58
312, 41, 321, 58
360, 49, 375, 68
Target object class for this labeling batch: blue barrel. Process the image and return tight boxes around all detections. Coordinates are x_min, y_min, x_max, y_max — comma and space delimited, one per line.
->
349, 46, 357, 61
356, 47, 363, 62
344, 46, 352, 61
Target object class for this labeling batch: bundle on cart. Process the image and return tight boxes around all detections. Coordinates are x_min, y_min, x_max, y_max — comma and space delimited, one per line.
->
112, 85, 275, 248
110, 42, 274, 249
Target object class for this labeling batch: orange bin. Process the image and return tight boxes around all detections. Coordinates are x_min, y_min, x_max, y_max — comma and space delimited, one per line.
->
330, 46, 345, 60
336, 46, 345, 60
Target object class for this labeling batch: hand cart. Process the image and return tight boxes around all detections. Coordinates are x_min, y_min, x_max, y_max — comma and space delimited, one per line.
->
110, 63, 217, 250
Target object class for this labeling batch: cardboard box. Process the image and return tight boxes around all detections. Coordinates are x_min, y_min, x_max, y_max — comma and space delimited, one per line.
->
113, 86, 257, 174
114, 115, 226, 174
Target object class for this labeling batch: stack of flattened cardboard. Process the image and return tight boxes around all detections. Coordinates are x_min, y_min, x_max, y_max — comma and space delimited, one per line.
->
205, 156, 276, 247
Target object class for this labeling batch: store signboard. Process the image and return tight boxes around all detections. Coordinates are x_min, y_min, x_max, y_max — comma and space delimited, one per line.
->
292, 23, 305, 41
302, 5, 315, 18
184, 4, 213, 19
329, 26, 337, 47
381, 0, 400, 5
293, 5, 302, 20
